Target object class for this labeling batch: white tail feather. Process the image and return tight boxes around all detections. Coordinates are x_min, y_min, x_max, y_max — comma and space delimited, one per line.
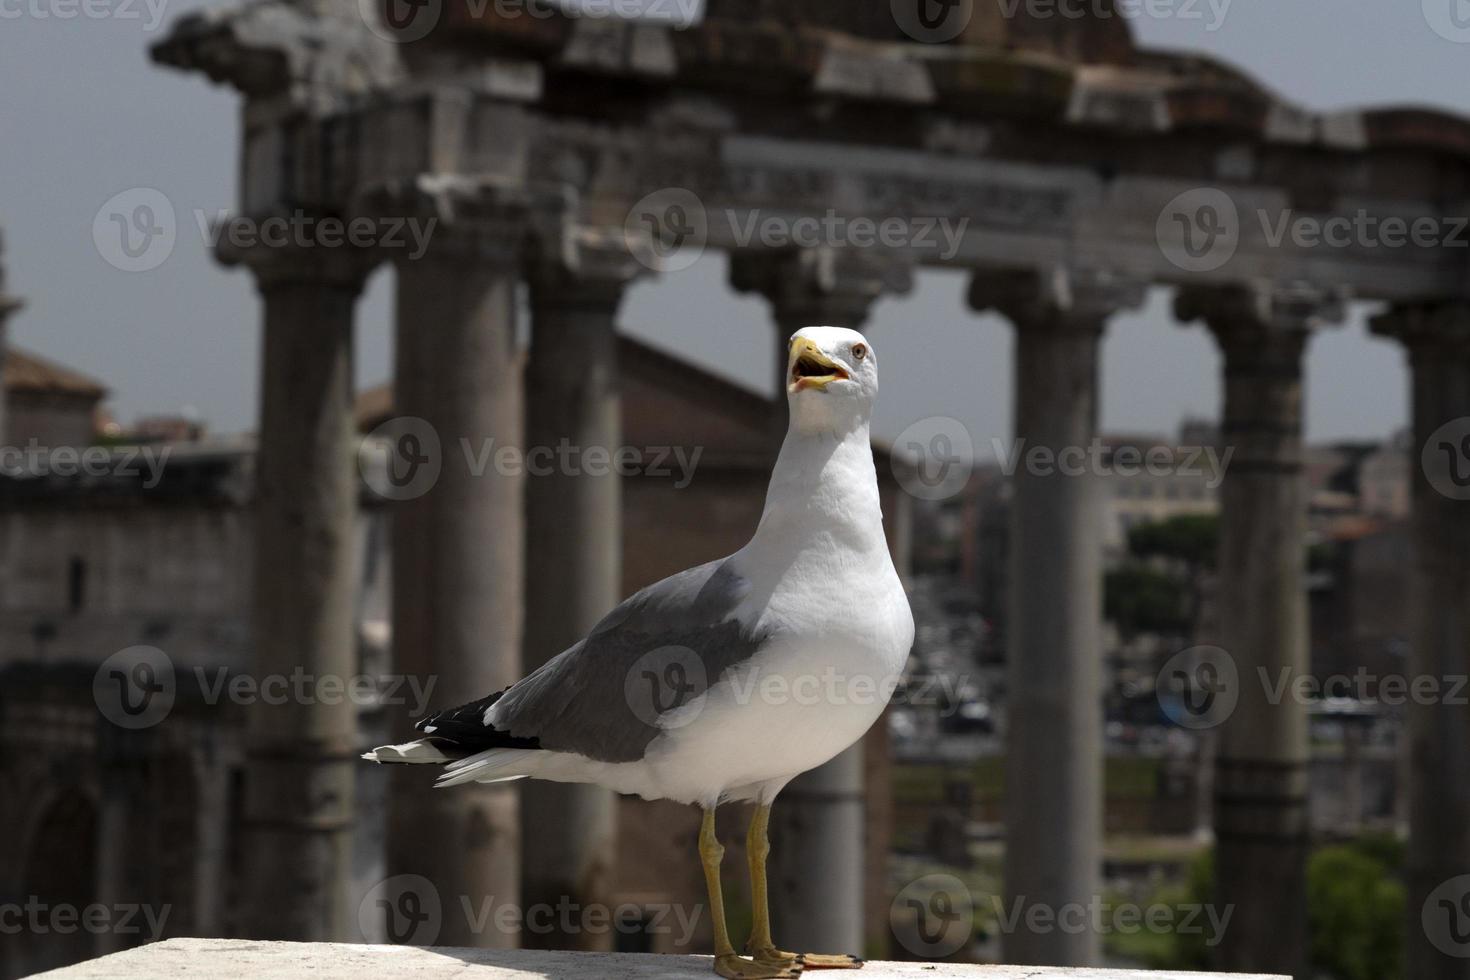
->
434, 748, 541, 788
362, 740, 452, 764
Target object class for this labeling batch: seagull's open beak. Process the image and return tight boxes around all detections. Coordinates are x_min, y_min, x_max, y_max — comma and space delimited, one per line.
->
787, 338, 849, 393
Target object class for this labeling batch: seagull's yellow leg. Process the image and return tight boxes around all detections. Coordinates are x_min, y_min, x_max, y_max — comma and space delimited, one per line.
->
746, 804, 798, 967
701, 806, 800, 980
746, 804, 864, 971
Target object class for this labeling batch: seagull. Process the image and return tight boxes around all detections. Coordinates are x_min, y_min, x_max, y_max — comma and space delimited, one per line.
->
366, 326, 914, 979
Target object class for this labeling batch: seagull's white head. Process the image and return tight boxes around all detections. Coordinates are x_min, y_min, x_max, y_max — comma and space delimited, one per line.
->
784, 326, 878, 435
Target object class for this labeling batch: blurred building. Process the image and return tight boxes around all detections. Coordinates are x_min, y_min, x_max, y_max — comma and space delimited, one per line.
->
1359, 429, 1413, 520
2, 346, 106, 449
1099, 431, 1223, 558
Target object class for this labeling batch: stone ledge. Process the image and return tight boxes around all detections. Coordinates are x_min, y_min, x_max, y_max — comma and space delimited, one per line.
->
29, 938, 1287, 979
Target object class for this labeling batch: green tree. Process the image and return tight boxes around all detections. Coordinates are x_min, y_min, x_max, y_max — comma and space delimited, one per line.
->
1104, 565, 1189, 637
1105, 514, 1219, 641
1129, 841, 1406, 979
1127, 513, 1219, 570
1308, 842, 1405, 980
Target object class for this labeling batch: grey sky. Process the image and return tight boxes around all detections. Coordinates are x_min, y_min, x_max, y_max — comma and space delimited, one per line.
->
2, 1, 1462, 457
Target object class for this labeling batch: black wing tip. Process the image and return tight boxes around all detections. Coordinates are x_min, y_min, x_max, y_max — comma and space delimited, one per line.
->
414, 685, 513, 734
412, 686, 541, 754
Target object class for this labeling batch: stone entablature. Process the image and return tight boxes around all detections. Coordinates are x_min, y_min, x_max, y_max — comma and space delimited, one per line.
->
153, 4, 1470, 305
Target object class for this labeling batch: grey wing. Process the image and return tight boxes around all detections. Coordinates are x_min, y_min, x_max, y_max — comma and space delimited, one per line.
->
489, 557, 771, 763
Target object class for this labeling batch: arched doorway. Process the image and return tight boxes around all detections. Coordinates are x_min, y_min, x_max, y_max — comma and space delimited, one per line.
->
8, 790, 99, 978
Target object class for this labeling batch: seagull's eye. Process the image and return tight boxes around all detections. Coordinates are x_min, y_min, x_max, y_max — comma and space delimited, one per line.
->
851, 343, 868, 361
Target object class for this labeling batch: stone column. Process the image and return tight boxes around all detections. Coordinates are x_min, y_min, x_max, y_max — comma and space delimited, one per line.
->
379, 180, 528, 948
728, 246, 912, 955
970, 267, 1143, 967
229, 243, 374, 941
520, 233, 642, 950
1371, 303, 1470, 980
1175, 282, 1344, 978
0, 230, 22, 447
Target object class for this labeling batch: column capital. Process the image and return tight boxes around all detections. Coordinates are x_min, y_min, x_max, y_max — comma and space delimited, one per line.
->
526, 222, 650, 313
729, 247, 914, 328
1369, 301, 1470, 358
358, 175, 533, 268
213, 212, 380, 293
969, 265, 1145, 332
1174, 281, 1347, 350
150, 1, 400, 112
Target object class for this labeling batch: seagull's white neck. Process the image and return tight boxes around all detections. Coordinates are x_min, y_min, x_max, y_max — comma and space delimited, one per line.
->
746, 413, 886, 558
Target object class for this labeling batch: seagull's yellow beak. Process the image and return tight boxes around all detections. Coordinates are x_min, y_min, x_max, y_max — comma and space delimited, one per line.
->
787, 337, 849, 392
